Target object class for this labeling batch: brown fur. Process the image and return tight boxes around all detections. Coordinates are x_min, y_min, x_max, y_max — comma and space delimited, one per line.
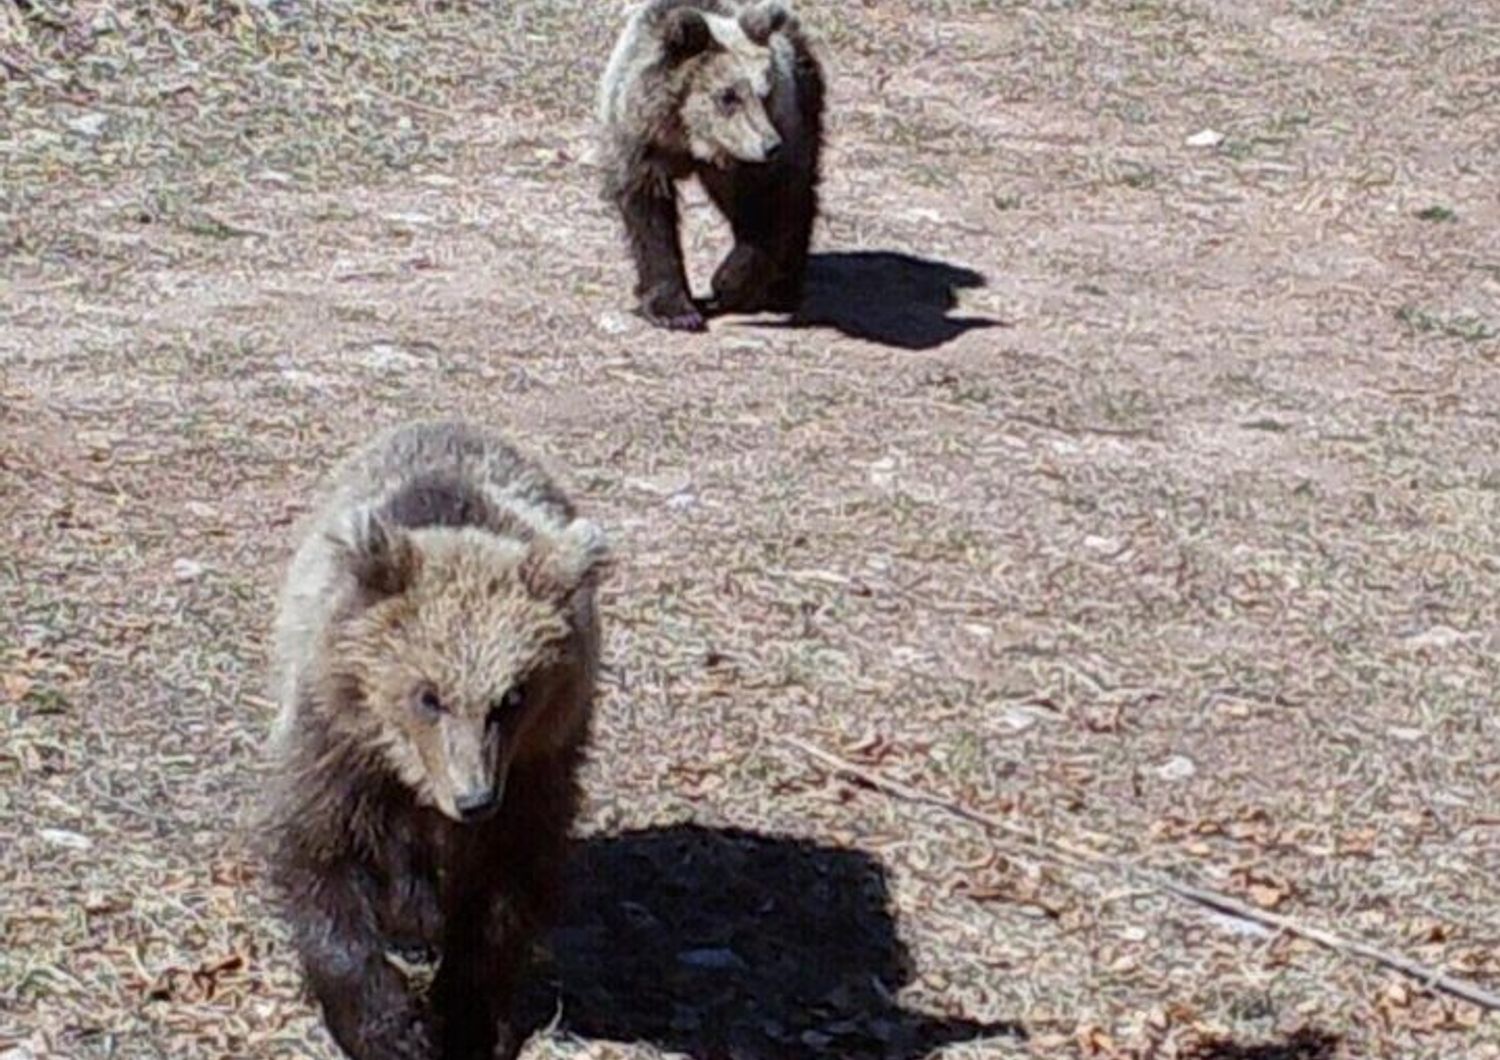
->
598, 0, 825, 331
259, 420, 608, 1060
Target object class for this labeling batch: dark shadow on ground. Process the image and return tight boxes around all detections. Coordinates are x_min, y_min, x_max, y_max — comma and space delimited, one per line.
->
734, 251, 1004, 351
521, 824, 1022, 1059
1185, 1031, 1342, 1060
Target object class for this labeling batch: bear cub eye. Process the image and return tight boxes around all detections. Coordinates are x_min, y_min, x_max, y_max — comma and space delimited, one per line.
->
488, 687, 526, 726
414, 686, 447, 720
715, 87, 740, 112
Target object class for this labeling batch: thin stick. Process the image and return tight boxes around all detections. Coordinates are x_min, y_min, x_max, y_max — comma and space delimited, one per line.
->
776, 733, 1500, 1013
1145, 877, 1500, 1013
779, 734, 1106, 870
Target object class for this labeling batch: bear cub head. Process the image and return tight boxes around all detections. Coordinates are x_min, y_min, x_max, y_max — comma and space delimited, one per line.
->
659, 0, 795, 167
325, 508, 607, 823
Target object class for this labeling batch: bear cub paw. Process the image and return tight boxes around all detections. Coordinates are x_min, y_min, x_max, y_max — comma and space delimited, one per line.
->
639, 285, 708, 332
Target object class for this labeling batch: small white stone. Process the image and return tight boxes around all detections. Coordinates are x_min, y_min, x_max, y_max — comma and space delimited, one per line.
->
902, 207, 946, 225
1387, 726, 1425, 743
1156, 755, 1197, 781
279, 368, 332, 390
383, 211, 434, 227
1001, 708, 1037, 733
626, 475, 688, 497
66, 112, 108, 137
1186, 128, 1224, 147
172, 558, 206, 581
358, 343, 423, 372
1401, 625, 1473, 649
39, 828, 93, 851
597, 312, 632, 336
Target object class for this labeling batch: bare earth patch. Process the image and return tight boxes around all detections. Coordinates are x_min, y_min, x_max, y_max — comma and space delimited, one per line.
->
2, 1, 1497, 1058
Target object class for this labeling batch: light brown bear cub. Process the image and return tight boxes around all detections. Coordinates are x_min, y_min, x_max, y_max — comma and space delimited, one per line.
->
261, 420, 608, 1060
599, 0, 825, 331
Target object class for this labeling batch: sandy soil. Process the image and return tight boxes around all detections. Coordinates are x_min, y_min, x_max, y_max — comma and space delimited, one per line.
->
2, 1, 1497, 1057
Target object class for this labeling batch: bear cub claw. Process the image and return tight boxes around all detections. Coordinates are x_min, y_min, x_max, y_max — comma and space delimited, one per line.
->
640, 287, 708, 331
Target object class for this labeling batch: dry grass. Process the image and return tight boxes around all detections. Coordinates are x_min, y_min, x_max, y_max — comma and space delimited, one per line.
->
2, 1, 1498, 1058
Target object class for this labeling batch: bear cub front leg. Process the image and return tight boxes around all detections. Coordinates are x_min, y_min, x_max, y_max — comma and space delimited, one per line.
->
618, 179, 706, 332
286, 869, 435, 1060
431, 898, 532, 1060
699, 171, 796, 316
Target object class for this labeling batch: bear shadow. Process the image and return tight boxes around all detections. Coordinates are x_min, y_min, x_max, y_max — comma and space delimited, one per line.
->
520, 823, 1023, 1058
1184, 1032, 1343, 1060
736, 251, 1004, 351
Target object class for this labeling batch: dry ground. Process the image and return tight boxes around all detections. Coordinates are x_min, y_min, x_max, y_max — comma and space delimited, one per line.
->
2, 1, 1498, 1057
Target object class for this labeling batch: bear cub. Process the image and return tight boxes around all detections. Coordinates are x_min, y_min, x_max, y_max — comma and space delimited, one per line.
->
599, 0, 825, 331
260, 420, 608, 1060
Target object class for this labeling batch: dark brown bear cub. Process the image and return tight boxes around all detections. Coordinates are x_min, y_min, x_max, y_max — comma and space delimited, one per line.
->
260, 420, 608, 1060
598, 0, 826, 331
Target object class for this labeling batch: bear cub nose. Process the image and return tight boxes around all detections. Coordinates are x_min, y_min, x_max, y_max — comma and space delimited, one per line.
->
456, 789, 498, 821
762, 140, 782, 161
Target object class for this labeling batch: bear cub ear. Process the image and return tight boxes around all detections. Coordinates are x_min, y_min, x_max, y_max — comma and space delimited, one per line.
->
662, 7, 712, 62
332, 508, 420, 601
740, 0, 791, 45
520, 518, 611, 600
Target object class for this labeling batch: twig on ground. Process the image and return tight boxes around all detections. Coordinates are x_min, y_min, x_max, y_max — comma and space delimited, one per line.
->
778, 733, 1107, 871
1147, 877, 1500, 1013
776, 733, 1500, 1014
